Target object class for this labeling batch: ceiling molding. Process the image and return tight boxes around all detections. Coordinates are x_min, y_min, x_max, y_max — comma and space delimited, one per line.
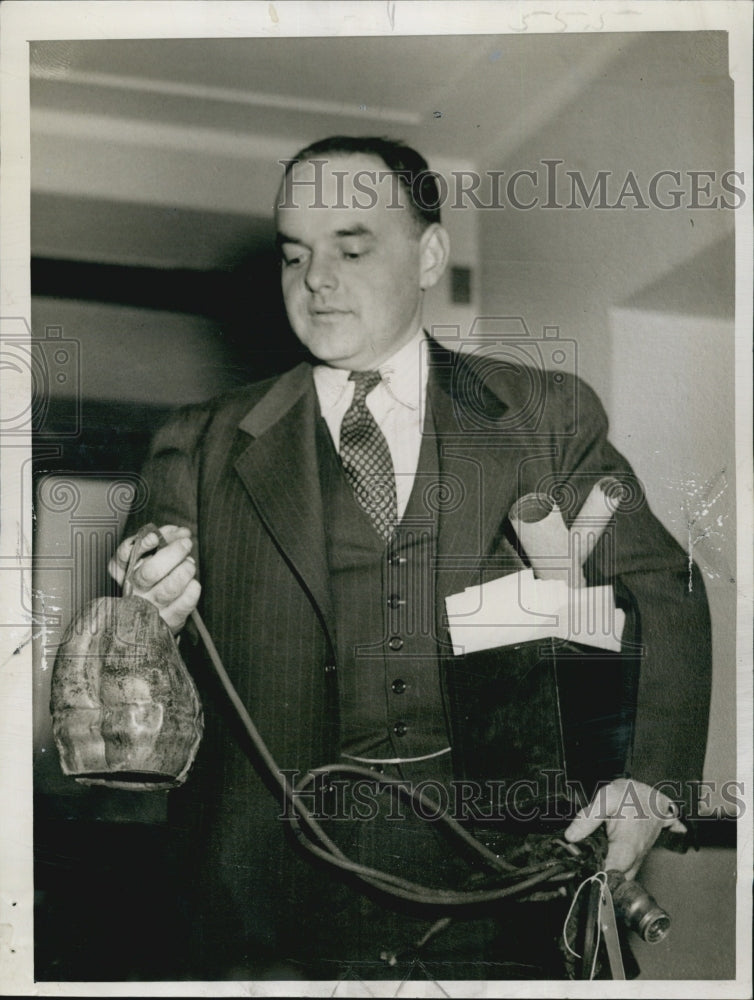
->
31, 107, 476, 191
31, 66, 422, 126
32, 107, 304, 161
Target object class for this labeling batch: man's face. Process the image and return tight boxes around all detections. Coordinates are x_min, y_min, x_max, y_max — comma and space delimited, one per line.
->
276, 153, 447, 370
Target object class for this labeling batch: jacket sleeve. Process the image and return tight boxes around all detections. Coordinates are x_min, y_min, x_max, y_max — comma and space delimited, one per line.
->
124, 403, 214, 576
122, 402, 218, 654
555, 376, 712, 804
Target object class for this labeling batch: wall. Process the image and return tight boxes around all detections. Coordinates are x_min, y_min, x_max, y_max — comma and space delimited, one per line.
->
478, 32, 734, 398
477, 33, 737, 799
610, 305, 736, 802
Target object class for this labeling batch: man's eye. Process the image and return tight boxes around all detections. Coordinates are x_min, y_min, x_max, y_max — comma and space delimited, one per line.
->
341, 246, 367, 261
280, 247, 308, 267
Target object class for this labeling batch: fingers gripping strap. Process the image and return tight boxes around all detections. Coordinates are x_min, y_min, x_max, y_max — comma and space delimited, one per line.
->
123, 522, 167, 596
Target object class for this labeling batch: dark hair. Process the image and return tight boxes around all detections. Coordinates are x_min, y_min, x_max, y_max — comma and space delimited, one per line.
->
282, 135, 442, 229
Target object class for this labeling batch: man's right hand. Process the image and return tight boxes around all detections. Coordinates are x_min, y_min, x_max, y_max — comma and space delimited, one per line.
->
108, 524, 201, 634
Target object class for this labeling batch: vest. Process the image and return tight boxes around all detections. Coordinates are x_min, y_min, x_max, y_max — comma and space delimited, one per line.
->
316, 406, 453, 785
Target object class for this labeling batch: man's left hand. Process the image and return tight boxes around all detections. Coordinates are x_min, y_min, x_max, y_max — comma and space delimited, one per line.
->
563, 778, 687, 879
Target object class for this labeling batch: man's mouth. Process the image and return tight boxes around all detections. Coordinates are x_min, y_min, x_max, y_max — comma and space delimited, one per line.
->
309, 307, 350, 318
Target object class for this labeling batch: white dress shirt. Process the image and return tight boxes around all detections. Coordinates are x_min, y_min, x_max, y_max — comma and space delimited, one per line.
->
312, 331, 428, 521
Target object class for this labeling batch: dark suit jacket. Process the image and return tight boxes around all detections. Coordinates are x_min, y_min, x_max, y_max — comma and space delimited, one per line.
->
129, 338, 711, 972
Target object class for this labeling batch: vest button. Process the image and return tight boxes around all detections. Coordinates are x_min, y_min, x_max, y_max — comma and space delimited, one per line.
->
389, 556, 407, 566
387, 594, 406, 609
324, 664, 336, 673
391, 678, 406, 694
388, 636, 404, 651
393, 721, 408, 737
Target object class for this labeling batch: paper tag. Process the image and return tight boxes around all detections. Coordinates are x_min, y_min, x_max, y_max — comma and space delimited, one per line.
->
445, 569, 625, 656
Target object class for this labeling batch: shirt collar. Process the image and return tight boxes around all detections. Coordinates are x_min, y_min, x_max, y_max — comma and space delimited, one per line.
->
313, 330, 427, 415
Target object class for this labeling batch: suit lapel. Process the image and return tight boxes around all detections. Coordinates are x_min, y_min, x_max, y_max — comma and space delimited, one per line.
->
234, 364, 335, 647
427, 340, 527, 607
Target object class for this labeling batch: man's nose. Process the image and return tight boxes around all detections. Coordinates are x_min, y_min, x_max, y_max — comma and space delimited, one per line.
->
304, 253, 338, 293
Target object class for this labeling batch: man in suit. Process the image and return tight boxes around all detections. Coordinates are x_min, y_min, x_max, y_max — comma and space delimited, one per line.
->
111, 136, 710, 980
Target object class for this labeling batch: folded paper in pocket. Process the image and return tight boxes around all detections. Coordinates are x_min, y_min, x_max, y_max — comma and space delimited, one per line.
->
445, 568, 625, 656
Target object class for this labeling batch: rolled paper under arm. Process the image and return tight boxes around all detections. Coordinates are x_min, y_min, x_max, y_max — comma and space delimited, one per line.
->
508, 479, 623, 584
508, 492, 574, 582
569, 476, 624, 565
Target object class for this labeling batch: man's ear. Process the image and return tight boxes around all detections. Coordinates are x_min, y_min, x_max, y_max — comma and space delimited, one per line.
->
419, 223, 450, 291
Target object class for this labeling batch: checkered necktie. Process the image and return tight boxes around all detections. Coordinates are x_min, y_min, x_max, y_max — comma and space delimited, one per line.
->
339, 370, 398, 541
